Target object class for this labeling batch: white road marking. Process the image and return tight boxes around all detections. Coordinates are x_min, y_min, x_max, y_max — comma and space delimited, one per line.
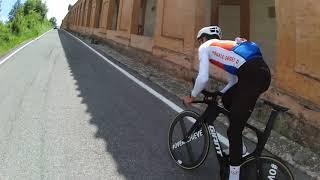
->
63, 29, 233, 148
0, 30, 52, 66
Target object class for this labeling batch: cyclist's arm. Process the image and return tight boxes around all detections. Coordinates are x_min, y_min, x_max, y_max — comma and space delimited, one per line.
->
220, 73, 238, 93
191, 46, 209, 97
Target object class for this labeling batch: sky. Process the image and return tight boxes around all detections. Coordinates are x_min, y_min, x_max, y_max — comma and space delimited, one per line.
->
0, 0, 77, 25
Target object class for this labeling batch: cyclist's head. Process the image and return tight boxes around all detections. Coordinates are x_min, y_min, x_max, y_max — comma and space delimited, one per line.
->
197, 26, 222, 44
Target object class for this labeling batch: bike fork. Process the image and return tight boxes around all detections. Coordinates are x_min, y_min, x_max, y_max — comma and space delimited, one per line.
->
182, 110, 209, 142
182, 119, 202, 142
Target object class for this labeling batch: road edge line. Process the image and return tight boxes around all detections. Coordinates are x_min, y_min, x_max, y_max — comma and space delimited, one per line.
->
62, 29, 231, 147
0, 29, 53, 66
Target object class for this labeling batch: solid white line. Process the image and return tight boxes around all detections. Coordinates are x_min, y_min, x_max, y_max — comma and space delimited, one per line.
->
63, 29, 231, 147
0, 29, 52, 66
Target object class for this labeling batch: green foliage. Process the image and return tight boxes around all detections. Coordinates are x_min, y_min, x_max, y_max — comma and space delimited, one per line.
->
9, 0, 21, 21
23, 0, 48, 20
49, 17, 57, 26
8, 7, 25, 34
0, 0, 51, 56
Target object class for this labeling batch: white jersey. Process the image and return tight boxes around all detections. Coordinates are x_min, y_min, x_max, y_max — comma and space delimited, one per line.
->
191, 39, 263, 97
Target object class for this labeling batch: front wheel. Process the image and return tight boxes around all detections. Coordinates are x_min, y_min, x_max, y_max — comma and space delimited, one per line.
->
168, 110, 210, 170
240, 156, 294, 180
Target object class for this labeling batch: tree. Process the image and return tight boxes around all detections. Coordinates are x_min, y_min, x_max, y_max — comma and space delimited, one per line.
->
49, 17, 57, 26
0, 0, 3, 13
9, 7, 25, 34
23, 0, 48, 20
8, 0, 49, 35
8, 0, 21, 21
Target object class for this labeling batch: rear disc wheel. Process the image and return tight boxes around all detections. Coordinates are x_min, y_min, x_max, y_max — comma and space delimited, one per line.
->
240, 156, 294, 180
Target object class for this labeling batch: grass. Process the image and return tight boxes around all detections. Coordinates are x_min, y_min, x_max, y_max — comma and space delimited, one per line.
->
0, 24, 51, 57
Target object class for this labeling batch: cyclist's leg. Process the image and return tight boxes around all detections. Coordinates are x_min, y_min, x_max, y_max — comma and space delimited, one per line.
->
226, 83, 260, 180
226, 59, 271, 180
206, 103, 222, 125
227, 89, 259, 165
221, 83, 237, 110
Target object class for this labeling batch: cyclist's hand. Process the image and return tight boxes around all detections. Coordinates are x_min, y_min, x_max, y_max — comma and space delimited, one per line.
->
183, 95, 195, 105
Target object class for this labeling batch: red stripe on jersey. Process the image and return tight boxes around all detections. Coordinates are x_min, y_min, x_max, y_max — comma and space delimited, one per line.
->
210, 40, 237, 50
209, 59, 224, 69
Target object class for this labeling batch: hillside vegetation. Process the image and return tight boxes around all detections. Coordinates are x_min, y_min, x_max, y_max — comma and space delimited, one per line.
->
0, 0, 54, 56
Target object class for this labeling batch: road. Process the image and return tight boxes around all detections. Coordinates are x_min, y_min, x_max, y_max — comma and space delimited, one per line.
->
0, 30, 310, 179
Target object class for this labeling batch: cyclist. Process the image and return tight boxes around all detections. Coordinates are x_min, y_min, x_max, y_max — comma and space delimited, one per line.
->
183, 26, 271, 180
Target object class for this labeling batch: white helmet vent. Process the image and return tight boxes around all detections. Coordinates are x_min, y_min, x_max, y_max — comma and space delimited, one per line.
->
197, 26, 222, 39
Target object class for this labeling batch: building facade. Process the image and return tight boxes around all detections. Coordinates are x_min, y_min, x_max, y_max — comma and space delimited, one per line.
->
63, 0, 320, 107
62, 0, 320, 151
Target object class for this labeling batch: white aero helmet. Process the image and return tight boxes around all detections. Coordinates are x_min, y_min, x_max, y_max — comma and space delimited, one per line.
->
197, 26, 222, 40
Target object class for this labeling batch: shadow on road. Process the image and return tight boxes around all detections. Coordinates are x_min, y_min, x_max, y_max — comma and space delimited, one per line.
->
57, 30, 219, 179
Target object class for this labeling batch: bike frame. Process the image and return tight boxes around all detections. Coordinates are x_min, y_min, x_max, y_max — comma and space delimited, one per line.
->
183, 97, 285, 173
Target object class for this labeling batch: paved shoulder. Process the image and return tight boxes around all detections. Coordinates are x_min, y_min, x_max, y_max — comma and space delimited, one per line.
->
0, 30, 218, 179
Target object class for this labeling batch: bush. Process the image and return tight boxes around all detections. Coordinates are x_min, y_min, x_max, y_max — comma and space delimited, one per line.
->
0, 22, 11, 42
0, 0, 52, 56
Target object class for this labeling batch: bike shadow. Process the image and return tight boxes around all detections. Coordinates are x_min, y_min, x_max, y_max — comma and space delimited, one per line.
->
58, 30, 220, 179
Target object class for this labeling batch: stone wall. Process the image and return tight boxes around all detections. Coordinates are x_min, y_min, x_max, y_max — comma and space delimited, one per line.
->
276, 0, 320, 106
61, 0, 320, 153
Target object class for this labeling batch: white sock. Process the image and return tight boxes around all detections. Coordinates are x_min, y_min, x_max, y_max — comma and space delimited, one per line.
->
229, 165, 240, 180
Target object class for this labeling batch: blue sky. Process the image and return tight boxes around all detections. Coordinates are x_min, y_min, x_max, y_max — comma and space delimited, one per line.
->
0, 0, 26, 22
0, 0, 77, 25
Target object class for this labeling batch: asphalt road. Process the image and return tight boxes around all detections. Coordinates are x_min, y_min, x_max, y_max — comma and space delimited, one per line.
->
0, 30, 310, 180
